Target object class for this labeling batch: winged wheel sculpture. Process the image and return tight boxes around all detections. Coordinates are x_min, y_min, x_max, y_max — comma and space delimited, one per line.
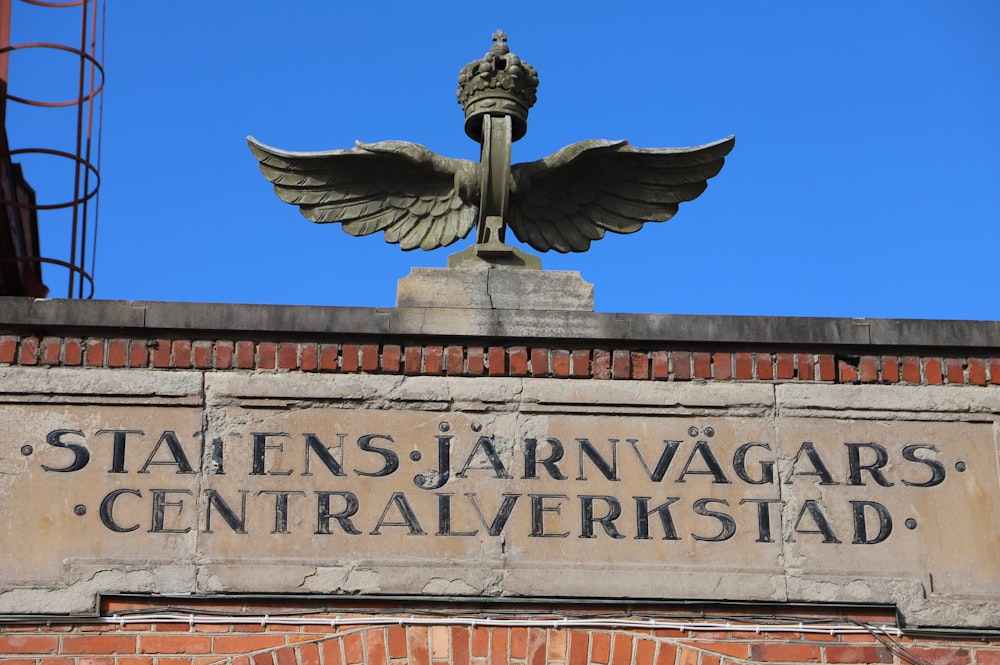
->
249, 31, 734, 257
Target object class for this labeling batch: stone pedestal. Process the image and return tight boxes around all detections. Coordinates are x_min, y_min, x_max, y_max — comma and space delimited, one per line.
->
396, 267, 594, 311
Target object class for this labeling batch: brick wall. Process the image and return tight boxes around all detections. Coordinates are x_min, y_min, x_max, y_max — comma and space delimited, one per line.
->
0, 598, 996, 665
2, 334, 999, 385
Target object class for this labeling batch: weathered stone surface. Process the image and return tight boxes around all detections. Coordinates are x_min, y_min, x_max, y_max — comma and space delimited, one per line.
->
6, 297, 1000, 348
396, 268, 594, 311
2, 369, 1000, 627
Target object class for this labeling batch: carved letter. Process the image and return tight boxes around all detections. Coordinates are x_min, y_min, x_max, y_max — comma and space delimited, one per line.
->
370, 492, 425, 536
99, 488, 141, 533
96, 429, 144, 473
633, 496, 681, 540
42, 429, 90, 473
138, 431, 195, 474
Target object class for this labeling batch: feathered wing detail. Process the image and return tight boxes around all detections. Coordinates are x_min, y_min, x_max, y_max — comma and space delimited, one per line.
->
508, 136, 735, 253
247, 137, 479, 250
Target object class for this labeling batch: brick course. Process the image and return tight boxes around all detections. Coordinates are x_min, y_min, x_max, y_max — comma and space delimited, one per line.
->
0, 333, 995, 386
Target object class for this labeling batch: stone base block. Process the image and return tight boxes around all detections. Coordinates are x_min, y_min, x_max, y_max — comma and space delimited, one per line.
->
396, 267, 594, 311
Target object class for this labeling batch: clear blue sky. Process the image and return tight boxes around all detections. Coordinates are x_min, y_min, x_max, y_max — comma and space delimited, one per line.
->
7, 2, 999, 319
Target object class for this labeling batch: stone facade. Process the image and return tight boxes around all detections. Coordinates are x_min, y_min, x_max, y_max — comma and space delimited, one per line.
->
1, 296, 999, 664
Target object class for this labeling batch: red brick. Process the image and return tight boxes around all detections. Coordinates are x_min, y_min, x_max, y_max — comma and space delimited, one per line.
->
39, 336, 61, 364
946, 357, 965, 384
319, 344, 339, 372
968, 358, 987, 385
405, 346, 423, 374
552, 349, 570, 377
172, 340, 192, 368
445, 346, 464, 375
277, 645, 300, 665
651, 350, 669, 379
713, 352, 732, 380
235, 341, 256, 369
923, 357, 943, 384
106, 338, 127, 367
612, 350, 630, 379
611, 633, 632, 665
814, 354, 834, 381
672, 351, 691, 380
901, 355, 920, 382
756, 353, 774, 380
139, 635, 212, 654
193, 341, 214, 369
424, 345, 444, 375
490, 628, 509, 665
526, 627, 546, 665
591, 630, 611, 664
655, 643, 678, 665
631, 351, 649, 379
129, 340, 149, 368
571, 349, 591, 378
252, 341, 274, 369
859, 355, 878, 383
486, 346, 507, 376
902, 647, 969, 665
153, 339, 170, 368
634, 638, 656, 665
992, 359, 1000, 385
214, 634, 285, 654
62, 635, 137, 654
693, 352, 712, 379
84, 337, 105, 366
0, 334, 17, 363
451, 627, 470, 665
361, 344, 379, 372
733, 352, 752, 380
0, 635, 59, 653
64, 337, 83, 365
365, 628, 388, 665
381, 344, 401, 373
299, 343, 317, 371
341, 344, 360, 372
276, 343, 297, 369
409, 625, 431, 664
509, 627, 528, 659
775, 353, 794, 379
839, 358, 859, 383
749, 643, 821, 662
297, 642, 320, 665
318, 637, 343, 665
530, 347, 549, 376
593, 349, 611, 379
251, 653, 273, 665
470, 625, 489, 658
824, 644, 891, 663
467, 347, 485, 375
386, 625, 407, 659
548, 628, 567, 661
975, 650, 1000, 665
568, 632, 589, 664
879, 355, 899, 382
18, 336, 39, 365
509, 346, 529, 376
797, 353, 815, 380
692, 642, 750, 659
343, 632, 364, 664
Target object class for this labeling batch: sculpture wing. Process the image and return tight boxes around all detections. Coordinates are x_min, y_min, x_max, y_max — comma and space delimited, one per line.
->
248, 137, 478, 251
508, 136, 734, 253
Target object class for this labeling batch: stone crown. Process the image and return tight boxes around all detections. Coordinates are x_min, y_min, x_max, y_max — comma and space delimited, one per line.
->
457, 30, 538, 142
